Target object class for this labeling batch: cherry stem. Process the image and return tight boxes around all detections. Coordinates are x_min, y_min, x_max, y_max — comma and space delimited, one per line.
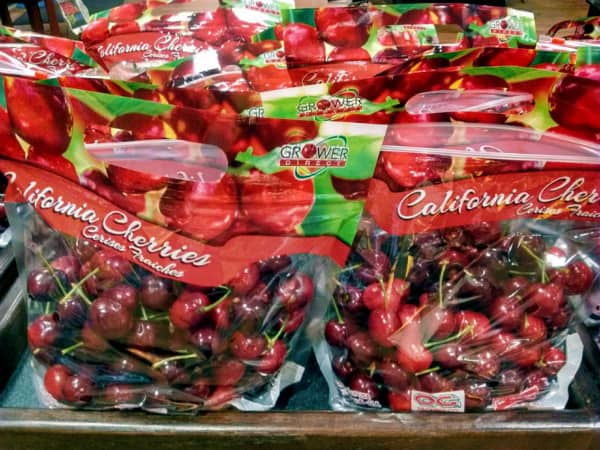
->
148, 312, 170, 321
37, 251, 68, 296
330, 295, 344, 324
520, 243, 544, 265
140, 303, 149, 321
339, 264, 361, 273
368, 361, 377, 378
44, 301, 51, 315
151, 352, 198, 369
438, 263, 448, 308
415, 366, 441, 377
509, 270, 537, 276
385, 252, 401, 310
265, 319, 287, 348
61, 341, 84, 355
424, 324, 474, 349
59, 268, 99, 306
404, 254, 414, 279
200, 287, 231, 313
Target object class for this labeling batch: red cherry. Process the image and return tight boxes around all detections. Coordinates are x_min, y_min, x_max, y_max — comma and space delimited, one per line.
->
388, 389, 411, 412
229, 263, 260, 295
525, 282, 564, 318
490, 331, 522, 361
230, 332, 266, 360
81, 322, 110, 351
283, 23, 326, 66
139, 276, 174, 311
540, 347, 566, 376
257, 340, 287, 374
275, 272, 315, 311
519, 315, 547, 343
489, 295, 524, 331
333, 354, 355, 381
89, 296, 134, 339
28, 314, 61, 349
314, 7, 370, 49
378, 360, 410, 390
103, 284, 137, 311
368, 308, 400, 347
160, 174, 239, 242
169, 291, 210, 329
213, 359, 245, 386
565, 261, 594, 294
463, 350, 500, 379
6, 78, 72, 155
325, 320, 349, 347
502, 276, 530, 296
394, 310, 433, 374
240, 170, 314, 236
422, 306, 456, 340
513, 344, 543, 368
63, 375, 94, 405
435, 343, 466, 369
348, 373, 380, 401
44, 365, 71, 401
456, 311, 491, 345
347, 331, 377, 366
362, 279, 408, 312
417, 371, 455, 393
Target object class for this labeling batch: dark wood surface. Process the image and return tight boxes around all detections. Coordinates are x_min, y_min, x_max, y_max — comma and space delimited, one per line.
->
0, 408, 597, 450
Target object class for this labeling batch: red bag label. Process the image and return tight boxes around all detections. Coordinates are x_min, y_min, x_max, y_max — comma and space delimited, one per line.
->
368, 170, 600, 235
92, 33, 205, 67
2, 160, 349, 286
410, 390, 465, 412
0, 45, 88, 73
492, 386, 539, 410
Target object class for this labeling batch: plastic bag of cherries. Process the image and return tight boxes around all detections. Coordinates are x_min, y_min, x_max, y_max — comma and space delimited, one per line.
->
314, 123, 600, 412
0, 77, 387, 413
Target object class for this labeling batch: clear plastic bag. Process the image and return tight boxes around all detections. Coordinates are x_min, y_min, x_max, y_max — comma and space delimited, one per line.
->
313, 123, 599, 412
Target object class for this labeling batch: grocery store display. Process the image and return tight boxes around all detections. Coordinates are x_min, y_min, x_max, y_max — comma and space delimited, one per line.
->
0, 1, 598, 417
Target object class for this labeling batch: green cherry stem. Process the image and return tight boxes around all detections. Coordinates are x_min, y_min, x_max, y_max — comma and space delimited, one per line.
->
415, 366, 441, 377
424, 324, 474, 350
339, 264, 361, 274
438, 263, 448, 308
151, 352, 198, 370
140, 303, 149, 321
37, 251, 68, 296
61, 341, 84, 355
200, 287, 231, 313
520, 243, 544, 265
148, 312, 170, 321
265, 319, 287, 349
59, 268, 100, 306
331, 295, 344, 324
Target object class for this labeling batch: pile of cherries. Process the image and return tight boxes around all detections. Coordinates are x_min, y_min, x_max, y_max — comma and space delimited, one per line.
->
325, 220, 594, 411
27, 237, 315, 411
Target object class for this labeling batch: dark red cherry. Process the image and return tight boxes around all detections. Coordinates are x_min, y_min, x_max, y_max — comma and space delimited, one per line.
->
28, 314, 61, 349
275, 272, 314, 311
44, 364, 71, 401
348, 373, 380, 401
139, 276, 174, 310
63, 375, 94, 405
325, 320, 349, 347
169, 291, 210, 329
257, 340, 287, 374
89, 296, 134, 339
230, 332, 266, 360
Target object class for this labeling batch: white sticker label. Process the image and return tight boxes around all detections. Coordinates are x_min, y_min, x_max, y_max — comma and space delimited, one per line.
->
410, 390, 465, 413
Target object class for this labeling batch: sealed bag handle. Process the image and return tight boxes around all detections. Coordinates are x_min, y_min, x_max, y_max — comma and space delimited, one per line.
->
405, 89, 535, 115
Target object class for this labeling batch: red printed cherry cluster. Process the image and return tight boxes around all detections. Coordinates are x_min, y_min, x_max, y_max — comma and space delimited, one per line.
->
325, 220, 593, 411
27, 238, 315, 411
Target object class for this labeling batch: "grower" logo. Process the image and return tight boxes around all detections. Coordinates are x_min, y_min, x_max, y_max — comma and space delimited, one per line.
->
279, 135, 349, 178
